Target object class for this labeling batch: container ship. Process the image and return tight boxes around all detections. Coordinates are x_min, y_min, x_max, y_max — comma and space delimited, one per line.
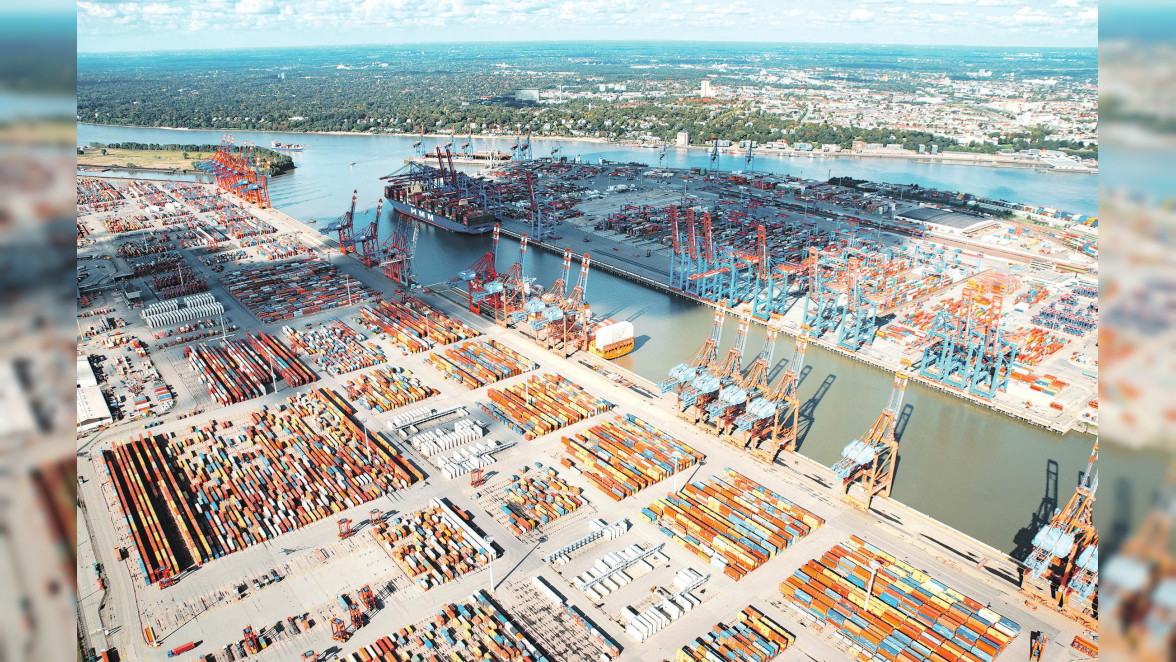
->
404, 151, 511, 168
270, 141, 305, 152
382, 152, 501, 235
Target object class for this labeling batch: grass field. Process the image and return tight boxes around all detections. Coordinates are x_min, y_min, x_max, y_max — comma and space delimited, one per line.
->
77, 148, 211, 170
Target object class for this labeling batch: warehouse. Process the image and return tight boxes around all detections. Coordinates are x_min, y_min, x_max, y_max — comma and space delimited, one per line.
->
896, 206, 997, 235
77, 385, 113, 432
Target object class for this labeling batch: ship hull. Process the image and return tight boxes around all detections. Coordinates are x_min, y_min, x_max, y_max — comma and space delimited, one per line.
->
384, 198, 496, 235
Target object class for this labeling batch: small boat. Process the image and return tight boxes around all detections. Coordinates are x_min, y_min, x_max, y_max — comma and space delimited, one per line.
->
307, 218, 317, 224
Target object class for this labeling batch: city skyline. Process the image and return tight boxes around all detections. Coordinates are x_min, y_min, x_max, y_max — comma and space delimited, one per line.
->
78, 0, 1098, 53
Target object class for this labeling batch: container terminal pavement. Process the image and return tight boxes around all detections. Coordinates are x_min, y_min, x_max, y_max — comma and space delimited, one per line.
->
75, 176, 1093, 662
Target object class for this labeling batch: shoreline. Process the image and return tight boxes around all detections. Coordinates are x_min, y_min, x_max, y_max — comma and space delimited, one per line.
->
77, 122, 1096, 173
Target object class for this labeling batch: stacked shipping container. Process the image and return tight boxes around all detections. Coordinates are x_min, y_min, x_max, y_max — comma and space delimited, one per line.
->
779, 537, 1021, 662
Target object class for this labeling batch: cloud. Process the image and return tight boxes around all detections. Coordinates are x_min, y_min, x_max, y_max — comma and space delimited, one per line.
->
76, 0, 1096, 49
848, 7, 875, 22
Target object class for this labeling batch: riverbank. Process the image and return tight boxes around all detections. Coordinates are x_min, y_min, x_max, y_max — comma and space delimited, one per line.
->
77, 123, 1096, 172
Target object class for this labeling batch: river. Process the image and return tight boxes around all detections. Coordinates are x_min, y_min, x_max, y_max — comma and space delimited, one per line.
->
79, 124, 1148, 557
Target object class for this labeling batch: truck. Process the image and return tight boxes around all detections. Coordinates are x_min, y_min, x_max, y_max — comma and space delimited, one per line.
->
167, 641, 196, 657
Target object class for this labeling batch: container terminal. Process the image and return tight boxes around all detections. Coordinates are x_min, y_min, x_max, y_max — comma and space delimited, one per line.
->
76, 138, 1098, 662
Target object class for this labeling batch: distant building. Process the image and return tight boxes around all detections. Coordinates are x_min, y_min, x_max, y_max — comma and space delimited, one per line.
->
676, 131, 690, 147
700, 79, 713, 98
852, 140, 867, 152
917, 144, 926, 154
930, 144, 939, 155
715, 139, 732, 147
515, 89, 540, 102
822, 144, 841, 153
794, 142, 813, 152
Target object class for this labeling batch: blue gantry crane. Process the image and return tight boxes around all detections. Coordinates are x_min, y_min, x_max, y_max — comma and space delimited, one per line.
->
732, 328, 809, 457
832, 364, 910, 510
918, 280, 1018, 399
1023, 441, 1098, 609
658, 309, 724, 394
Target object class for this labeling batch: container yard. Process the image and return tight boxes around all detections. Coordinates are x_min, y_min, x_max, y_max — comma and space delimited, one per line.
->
339, 591, 550, 662
102, 388, 421, 581
355, 297, 480, 354
77, 174, 1094, 662
561, 415, 705, 500
479, 373, 614, 439
427, 338, 540, 388
283, 319, 388, 374
371, 499, 497, 590
480, 465, 589, 538
341, 366, 439, 413
220, 257, 379, 323
185, 332, 315, 404
779, 536, 1022, 662
644, 470, 824, 580
676, 606, 795, 662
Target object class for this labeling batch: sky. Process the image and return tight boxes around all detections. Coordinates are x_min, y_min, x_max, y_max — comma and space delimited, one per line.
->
76, 0, 1097, 53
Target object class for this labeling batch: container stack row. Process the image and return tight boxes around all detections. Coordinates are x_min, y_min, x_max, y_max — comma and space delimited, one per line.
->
500, 468, 586, 535
184, 333, 314, 405
354, 297, 479, 353
342, 591, 550, 662
372, 502, 496, 591
341, 367, 438, 413
283, 319, 387, 375
643, 470, 823, 581
427, 338, 539, 388
779, 536, 1021, 662
219, 258, 378, 323
479, 374, 614, 440
561, 414, 704, 501
676, 606, 795, 662
104, 389, 422, 574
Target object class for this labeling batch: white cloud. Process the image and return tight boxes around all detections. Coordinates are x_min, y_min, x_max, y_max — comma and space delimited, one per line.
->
848, 7, 874, 22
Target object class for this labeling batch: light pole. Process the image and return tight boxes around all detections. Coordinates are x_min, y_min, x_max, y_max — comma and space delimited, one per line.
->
864, 559, 883, 613
264, 346, 277, 394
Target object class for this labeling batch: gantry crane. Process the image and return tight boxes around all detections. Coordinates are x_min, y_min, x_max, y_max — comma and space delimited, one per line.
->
731, 328, 809, 459
1023, 441, 1098, 610
1028, 631, 1046, 662
745, 141, 754, 170
519, 128, 533, 161
360, 585, 376, 610
330, 617, 349, 642
243, 626, 261, 653
412, 129, 424, 157
920, 280, 1018, 399
556, 253, 591, 357
324, 190, 359, 255
658, 309, 724, 394
461, 126, 473, 157
489, 234, 532, 327
832, 365, 910, 510
709, 137, 720, 171
524, 170, 546, 239
351, 201, 383, 267
337, 517, 353, 540
454, 224, 501, 313
678, 312, 750, 422
708, 314, 782, 426
380, 205, 419, 286
531, 249, 573, 337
